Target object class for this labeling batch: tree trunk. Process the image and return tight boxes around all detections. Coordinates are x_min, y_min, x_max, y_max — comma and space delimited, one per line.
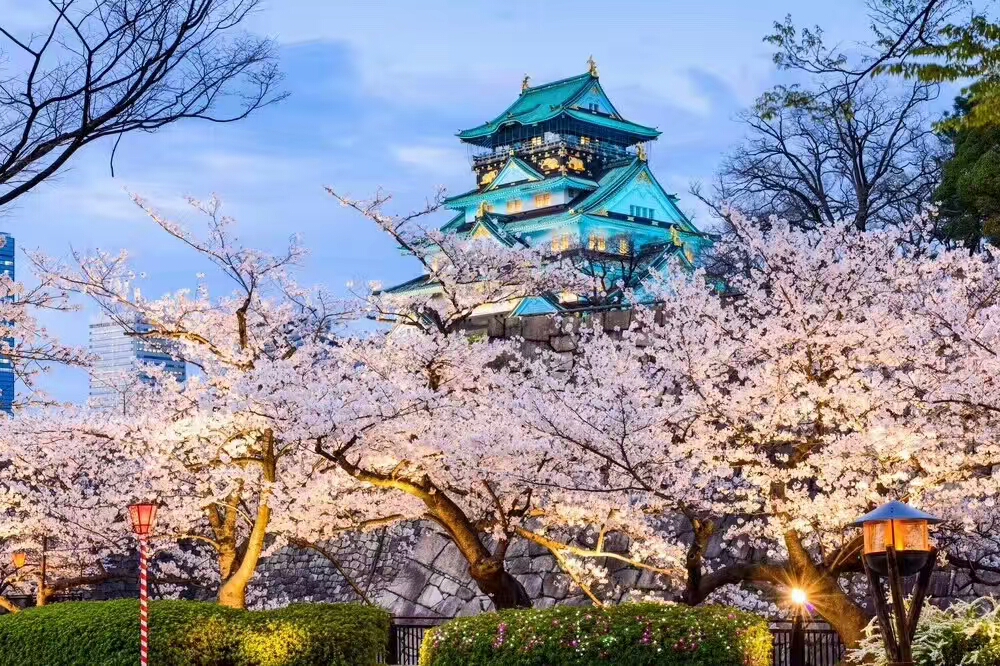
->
215, 433, 276, 610
469, 558, 532, 609
0, 596, 19, 613
784, 531, 870, 648
324, 449, 531, 611
216, 501, 271, 609
422, 485, 531, 610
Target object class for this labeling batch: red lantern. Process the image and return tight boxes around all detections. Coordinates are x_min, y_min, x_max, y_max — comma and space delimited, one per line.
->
12, 552, 26, 569
128, 503, 158, 537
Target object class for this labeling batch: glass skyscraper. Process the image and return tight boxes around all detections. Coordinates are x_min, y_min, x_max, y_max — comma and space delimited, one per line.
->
1, 231, 14, 414
88, 315, 187, 410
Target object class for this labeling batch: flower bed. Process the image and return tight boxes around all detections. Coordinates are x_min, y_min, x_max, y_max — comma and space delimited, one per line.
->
420, 602, 772, 666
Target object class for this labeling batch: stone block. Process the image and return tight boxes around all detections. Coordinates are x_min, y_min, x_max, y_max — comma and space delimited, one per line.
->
522, 316, 558, 342
613, 569, 640, 590
542, 573, 570, 599
417, 585, 444, 609
549, 335, 576, 352
527, 541, 550, 557
387, 569, 431, 600
507, 557, 531, 575
432, 545, 472, 580
434, 595, 466, 617
410, 532, 450, 566
439, 577, 462, 597
521, 574, 544, 598
529, 555, 556, 572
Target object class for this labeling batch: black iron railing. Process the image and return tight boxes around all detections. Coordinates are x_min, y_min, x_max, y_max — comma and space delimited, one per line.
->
382, 618, 444, 665
770, 621, 845, 666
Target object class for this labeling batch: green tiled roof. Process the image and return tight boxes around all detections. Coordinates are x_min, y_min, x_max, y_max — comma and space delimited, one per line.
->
444, 175, 598, 209
563, 109, 659, 140
458, 73, 660, 143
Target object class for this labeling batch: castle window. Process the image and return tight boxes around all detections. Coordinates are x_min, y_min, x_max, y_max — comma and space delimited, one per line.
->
629, 205, 654, 219
534, 193, 552, 208
618, 237, 631, 255
588, 234, 607, 252
579, 136, 590, 146
588, 103, 599, 112
530, 136, 543, 147
507, 199, 524, 213
551, 233, 572, 252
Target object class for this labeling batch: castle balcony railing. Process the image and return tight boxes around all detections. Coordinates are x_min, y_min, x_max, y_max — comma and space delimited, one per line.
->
471, 135, 637, 169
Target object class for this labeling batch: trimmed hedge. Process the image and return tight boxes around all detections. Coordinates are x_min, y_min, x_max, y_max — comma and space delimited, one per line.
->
419, 603, 772, 666
0, 599, 389, 666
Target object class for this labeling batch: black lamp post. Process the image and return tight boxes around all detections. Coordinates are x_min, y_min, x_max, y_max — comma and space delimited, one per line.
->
853, 500, 940, 666
789, 588, 808, 666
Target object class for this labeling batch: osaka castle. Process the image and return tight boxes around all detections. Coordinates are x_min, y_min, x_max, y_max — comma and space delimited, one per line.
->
385, 58, 714, 318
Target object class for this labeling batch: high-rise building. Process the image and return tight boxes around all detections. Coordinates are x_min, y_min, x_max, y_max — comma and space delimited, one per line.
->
1, 231, 14, 414
383, 60, 714, 315
88, 315, 187, 409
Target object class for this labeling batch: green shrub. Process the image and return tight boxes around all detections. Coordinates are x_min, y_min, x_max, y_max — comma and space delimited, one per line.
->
419, 602, 772, 666
0, 599, 390, 666
847, 597, 1000, 666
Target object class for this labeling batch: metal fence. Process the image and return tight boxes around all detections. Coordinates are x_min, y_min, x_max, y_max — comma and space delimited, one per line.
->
383, 617, 846, 666
770, 621, 845, 666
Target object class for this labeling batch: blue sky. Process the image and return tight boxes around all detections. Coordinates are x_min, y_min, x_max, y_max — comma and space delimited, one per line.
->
0, 0, 899, 401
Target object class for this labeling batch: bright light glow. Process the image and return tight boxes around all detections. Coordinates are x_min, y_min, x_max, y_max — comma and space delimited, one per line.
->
791, 588, 808, 605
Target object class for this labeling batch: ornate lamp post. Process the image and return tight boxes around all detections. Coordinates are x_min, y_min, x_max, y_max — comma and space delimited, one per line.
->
128, 503, 158, 666
789, 587, 808, 666
853, 500, 940, 666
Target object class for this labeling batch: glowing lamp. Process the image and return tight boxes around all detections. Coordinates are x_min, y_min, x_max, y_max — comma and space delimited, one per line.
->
128, 503, 159, 537
12, 552, 26, 569
790, 588, 808, 606
853, 500, 940, 576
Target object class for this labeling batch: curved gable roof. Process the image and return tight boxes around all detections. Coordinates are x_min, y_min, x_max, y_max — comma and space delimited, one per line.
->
458, 73, 659, 144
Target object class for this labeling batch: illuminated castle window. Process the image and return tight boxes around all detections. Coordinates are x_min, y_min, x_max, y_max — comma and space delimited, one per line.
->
530, 136, 543, 147
551, 233, 572, 252
580, 136, 591, 146
507, 199, 524, 213
588, 234, 607, 252
618, 237, 631, 254
534, 193, 552, 208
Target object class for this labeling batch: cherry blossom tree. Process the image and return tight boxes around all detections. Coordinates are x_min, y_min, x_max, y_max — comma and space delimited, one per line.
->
0, 402, 200, 612
296, 188, 683, 610
24, 195, 410, 609
504, 208, 1000, 646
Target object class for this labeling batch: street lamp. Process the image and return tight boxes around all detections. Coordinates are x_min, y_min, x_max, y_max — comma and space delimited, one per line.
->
789, 587, 808, 666
128, 503, 158, 666
11, 552, 26, 570
853, 500, 940, 666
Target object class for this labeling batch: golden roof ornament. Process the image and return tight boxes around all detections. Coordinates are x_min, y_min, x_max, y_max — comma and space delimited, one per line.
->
587, 55, 599, 77
671, 226, 682, 246
637, 144, 647, 162
478, 201, 490, 218
521, 74, 531, 93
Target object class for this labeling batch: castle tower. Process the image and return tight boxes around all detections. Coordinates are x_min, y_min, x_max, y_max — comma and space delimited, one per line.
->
385, 62, 713, 317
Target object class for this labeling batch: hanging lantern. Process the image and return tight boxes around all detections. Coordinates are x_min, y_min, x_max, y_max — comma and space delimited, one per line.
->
853, 500, 940, 575
12, 551, 26, 569
128, 503, 159, 537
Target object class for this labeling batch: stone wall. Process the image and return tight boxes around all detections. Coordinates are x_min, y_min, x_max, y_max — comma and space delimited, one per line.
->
250, 528, 412, 608
251, 521, 669, 617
